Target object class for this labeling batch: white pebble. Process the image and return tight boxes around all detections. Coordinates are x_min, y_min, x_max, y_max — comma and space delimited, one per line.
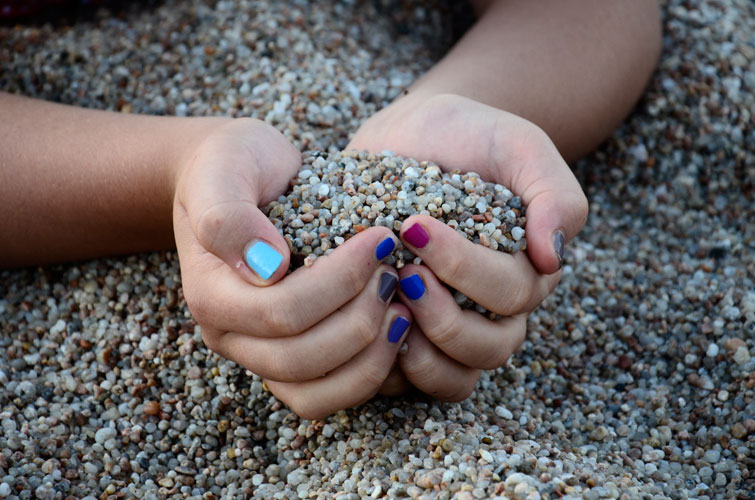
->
706, 343, 719, 357
495, 406, 514, 420
733, 346, 750, 364
511, 227, 525, 241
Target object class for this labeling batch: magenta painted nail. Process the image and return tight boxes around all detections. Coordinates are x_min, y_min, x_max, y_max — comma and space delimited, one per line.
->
403, 223, 430, 248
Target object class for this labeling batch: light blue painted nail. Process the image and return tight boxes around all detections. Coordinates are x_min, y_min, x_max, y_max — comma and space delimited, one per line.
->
245, 241, 283, 280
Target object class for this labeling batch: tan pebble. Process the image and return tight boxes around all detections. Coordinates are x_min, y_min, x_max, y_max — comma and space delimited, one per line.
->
744, 419, 755, 434
300, 213, 315, 222
218, 420, 229, 433
157, 477, 174, 488
731, 422, 747, 439
724, 338, 746, 352
144, 401, 161, 416
186, 366, 202, 380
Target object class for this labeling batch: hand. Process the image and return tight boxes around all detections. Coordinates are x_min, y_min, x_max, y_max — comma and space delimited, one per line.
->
348, 93, 588, 400
172, 118, 412, 418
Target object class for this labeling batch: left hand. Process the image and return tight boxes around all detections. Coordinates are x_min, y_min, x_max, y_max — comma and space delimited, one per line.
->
348, 93, 588, 400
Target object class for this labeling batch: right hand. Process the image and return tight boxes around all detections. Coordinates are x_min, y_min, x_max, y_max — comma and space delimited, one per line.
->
171, 118, 412, 418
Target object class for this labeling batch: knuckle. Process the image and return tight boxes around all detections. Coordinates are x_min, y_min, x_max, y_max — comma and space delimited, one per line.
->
359, 362, 389, 391
350, 313, 379, 348
263, 298, 302, 336
479, 346, 515, 371
443, 376, 478, 402
194, 204, 227, 253
200, 330, 220, 354
268, 349, 303, 382
288, 398, 326, 421
401, 346, 437, 383
185, 291, 212, 329
442, 252, 467, 286
427, 313, 462, 350
343, 263, 370, 296
500, 272, 531, 315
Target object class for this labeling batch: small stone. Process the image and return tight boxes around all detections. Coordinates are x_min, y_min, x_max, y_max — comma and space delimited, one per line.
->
495, 406, 513, 420
724, 338, 746, 352
590, 426, 609, 441
158, 478, 174, 488
703, 449, 720, 463
706, 343, 719, 357
731, 423, 747, 439
144, 401, 161, 416
717, 390, 729, 402
733, 346, 750, 364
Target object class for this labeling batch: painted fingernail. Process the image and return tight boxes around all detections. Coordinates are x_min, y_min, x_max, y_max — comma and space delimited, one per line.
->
378, 272, 398, 303
403, 223, 430, 249
245, 240, 283, 280
400, 274, 425, 301
553, 230, 565, 268
375, 237, 396, 260
387, 316, 410, 343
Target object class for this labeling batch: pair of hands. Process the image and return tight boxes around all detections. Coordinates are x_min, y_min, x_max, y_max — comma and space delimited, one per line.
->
173, 94, 588, 419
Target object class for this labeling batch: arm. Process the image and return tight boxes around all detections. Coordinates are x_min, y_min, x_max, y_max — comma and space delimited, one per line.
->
402, 0, 662, 162
351, 0, 661, 399
0, 91, 225, 265
0, 92, 411, 418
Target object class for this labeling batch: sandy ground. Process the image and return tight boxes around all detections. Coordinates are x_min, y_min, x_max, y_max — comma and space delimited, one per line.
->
1, 1, 753, 499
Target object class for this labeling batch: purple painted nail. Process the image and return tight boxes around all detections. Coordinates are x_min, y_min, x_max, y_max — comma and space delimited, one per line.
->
403, 223, 430, 249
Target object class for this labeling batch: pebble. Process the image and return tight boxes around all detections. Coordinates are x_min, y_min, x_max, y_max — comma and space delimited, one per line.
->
0, 0, 752, 499
733, 346, 750, 365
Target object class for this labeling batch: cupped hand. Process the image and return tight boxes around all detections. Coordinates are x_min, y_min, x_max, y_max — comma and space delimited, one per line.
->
348, 93, 588, 400
172, 118, 412, 418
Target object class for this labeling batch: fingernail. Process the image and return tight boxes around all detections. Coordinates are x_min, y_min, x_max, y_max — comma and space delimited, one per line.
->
378, 272, 398, 303
400, 274, 425, 301
245, 240, 283, 280
387, 316, 410, 343
375, 236, 396, 260
403, 223, 430, 249
553, 230, 565, 268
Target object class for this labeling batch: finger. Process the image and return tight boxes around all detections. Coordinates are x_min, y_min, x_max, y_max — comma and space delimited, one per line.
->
178, 119, 301, 285
519, 171, 588, 274
397, 325, 481, 402
398, 265, 528, 369
265, 305, 412, 420
399, 215, 560, 315
378, 362, 411, 397
178, 218, 399, 337
350, 95, 588, 275
208, 264, 400, 382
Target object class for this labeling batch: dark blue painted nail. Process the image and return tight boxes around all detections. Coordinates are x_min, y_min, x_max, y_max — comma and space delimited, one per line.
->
387, 316, 410, 343
553, 230, 565, 268
378, 273, 398, 303
376, 237, 396, 260
400, 274, 425, 301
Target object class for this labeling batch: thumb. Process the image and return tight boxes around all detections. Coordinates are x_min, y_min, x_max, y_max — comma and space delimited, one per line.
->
518, 163, 589, 275
193, 199, 291, 285
177, 120, 301, 286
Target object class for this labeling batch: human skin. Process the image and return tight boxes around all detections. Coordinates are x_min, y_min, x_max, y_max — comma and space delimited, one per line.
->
0, 1, 661, 417
0, 94, 411, 418
349, 0, 662, 398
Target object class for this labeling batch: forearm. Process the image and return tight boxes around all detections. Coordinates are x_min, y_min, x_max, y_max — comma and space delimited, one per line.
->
0, 92, 227, 266
400, 0, 662, 162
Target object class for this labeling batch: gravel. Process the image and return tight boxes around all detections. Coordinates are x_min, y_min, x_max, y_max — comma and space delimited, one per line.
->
1, 0, 754, 499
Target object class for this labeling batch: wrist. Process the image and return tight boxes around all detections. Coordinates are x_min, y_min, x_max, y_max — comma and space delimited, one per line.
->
166, 116, 233, 199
